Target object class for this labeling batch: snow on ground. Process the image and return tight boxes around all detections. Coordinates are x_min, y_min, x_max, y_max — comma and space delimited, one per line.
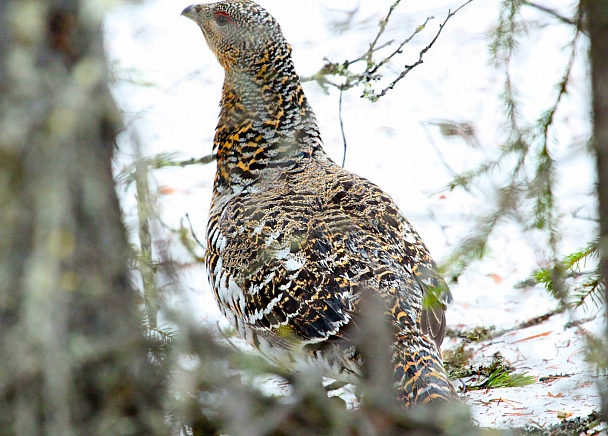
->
105, 0, 606, 430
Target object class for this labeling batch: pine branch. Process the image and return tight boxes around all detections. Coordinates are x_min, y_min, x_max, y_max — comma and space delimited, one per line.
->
443, 0, 586, 287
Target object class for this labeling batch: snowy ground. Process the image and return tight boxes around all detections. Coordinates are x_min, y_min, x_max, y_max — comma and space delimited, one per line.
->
105, 0, 606, 431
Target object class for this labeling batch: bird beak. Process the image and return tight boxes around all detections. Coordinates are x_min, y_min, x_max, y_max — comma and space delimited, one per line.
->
181, 4, 197, 20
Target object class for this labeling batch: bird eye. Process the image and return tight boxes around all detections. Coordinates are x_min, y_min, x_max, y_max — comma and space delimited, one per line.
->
214, 11, 232, 26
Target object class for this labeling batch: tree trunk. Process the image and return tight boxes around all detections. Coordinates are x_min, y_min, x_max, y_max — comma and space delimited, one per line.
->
584, 0, 608, 422
0, 1, 164, 434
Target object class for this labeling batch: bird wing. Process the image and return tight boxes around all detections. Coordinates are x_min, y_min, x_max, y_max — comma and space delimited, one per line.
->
317, 168, 453, 348
207, 166, 452, 350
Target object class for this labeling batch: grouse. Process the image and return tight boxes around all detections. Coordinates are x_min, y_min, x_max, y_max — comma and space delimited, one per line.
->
182, 0, 458, 406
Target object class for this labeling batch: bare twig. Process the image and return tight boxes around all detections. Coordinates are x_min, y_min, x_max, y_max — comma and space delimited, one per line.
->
367, 16, 434, 78
522, 0, 582, 29
367, 0, 402, 62
375, 1, 474, 100
185, 213, 205, 251
447, 307, 566, 342
302, 0, 475, 101
338, 87, 348, 167
420, 122, 457, 177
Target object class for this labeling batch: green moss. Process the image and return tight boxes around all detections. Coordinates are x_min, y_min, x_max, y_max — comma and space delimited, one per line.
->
443, 342, 474, 379
446, 325, 496, 342
449, 351, 536, 390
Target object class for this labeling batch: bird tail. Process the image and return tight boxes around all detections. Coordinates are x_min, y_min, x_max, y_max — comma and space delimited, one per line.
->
392, 334, 458, 407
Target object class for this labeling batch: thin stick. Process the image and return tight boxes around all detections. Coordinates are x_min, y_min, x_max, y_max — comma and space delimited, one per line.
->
339, 87, 348, 167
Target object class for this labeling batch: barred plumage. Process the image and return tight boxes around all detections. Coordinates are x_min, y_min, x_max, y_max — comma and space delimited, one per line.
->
182, 0, 458, 406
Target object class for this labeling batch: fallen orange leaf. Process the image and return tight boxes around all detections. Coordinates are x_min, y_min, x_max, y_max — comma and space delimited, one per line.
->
513, 331, 553, 343
489, 273, 503, 284
158, 186, 176, 195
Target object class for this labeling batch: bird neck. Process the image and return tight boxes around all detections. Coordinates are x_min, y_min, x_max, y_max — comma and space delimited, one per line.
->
213, 54, 322, 188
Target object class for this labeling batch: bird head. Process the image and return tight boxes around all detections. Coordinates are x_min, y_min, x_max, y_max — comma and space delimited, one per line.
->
181, 1, 291, 75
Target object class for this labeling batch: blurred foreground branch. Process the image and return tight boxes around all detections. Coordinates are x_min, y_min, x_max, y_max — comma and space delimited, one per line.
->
0, 0, 165, 433
167, 296, 476, 436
